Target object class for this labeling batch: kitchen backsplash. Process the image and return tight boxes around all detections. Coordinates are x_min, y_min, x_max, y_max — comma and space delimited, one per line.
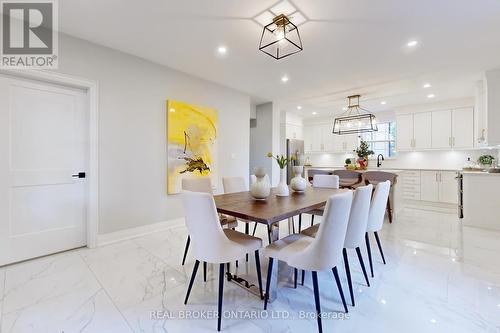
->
306, 149, 500, 170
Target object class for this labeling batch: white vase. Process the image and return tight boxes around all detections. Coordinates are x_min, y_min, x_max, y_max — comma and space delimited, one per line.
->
290, 166, 307, 192
250, 167, 271, 200
276, 168, 289, 197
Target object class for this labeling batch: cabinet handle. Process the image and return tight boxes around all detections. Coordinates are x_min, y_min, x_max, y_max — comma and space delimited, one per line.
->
449, 137, 452, 147
436, 173, 438, 182
453, 137, 455, 146
321, 143, 324, 151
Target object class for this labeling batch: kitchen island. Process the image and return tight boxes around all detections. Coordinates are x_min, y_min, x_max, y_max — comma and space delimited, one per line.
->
462, 171, 500, 231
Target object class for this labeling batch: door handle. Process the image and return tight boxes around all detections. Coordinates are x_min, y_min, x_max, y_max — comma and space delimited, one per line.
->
72, 172, 86, 179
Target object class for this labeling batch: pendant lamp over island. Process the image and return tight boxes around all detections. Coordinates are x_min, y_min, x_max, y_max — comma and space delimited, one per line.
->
333, 95, 378, 135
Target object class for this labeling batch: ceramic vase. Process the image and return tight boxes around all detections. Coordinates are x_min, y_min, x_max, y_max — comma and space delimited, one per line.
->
276, 168, 289, 197
250, 167, 271, 200
290, 166, 307, 192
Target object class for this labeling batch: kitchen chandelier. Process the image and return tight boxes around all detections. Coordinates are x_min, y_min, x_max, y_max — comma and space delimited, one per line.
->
332, 95, 378, 135
259, 14, 303, 60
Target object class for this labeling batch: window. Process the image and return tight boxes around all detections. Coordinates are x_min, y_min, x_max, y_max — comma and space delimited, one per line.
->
359, 122, 396, 158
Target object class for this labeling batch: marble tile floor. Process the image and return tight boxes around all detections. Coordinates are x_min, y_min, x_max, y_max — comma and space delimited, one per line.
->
1, 207, 499, 333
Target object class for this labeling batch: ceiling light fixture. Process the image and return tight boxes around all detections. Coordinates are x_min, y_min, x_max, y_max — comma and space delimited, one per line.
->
259, 14, 303, 60
281, 75, 289, 83
381, 101, 387, 105
427, 94, 435, 98
423, 83, 431, 88
407, 40, 418, 47
217, 46, 227, 54
297, 105, 302, 110
333, 95, 378, 135
312, 111, 317, 115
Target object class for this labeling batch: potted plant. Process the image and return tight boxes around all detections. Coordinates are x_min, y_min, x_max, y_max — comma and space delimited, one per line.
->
354, 139, 374, 170
267, 153, 296, 196
478, 154, 495, 168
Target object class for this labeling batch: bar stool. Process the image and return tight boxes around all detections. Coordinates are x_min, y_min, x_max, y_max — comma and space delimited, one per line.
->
333, 170, 363, 189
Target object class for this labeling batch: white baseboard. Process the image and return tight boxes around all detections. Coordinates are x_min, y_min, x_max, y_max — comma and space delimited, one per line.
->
96, 218, 185, 247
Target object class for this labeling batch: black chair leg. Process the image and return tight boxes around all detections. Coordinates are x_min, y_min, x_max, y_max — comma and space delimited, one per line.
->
343, 248, 354, 306
252, 222, 258, 236
184, 260, 199, 304
292, 216, 295, 234
298, 214, 302, 232
236, 260, 239, 268
356, 247, 370, 287
301, 270, 305, 285
264, 257, 274, 310
254, 250, 264, 299
311, 214, 315, 227
332, 266, 348, 313
294, 268, 298, 289
181, 235, 190, 265
245, 223, 249, 262
374, 231, 387, 264
267, 225, 272, 244
311, 271, 323, 333
217, 263, 224, 332
365, 232, 374, 278
203, 261, 207, 282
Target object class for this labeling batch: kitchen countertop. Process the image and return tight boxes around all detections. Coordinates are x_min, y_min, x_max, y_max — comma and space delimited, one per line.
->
304, 166, 460, 172
462, 171, 500, 176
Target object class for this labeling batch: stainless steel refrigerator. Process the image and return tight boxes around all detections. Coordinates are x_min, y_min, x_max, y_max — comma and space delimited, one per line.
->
286, 139, 304, 184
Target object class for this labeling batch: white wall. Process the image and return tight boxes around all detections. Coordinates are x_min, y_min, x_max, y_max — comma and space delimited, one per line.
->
55, 34, 251, 234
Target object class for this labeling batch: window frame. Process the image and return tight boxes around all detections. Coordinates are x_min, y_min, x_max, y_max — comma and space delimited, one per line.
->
359, 122, 397, 159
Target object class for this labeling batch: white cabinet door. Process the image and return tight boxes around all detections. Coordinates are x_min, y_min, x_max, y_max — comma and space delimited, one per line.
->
432, 110, 452, 149
396, 114, 413, 150
420, 171, 439, 202
452, 107, 474, 149
321, 124, 334, 152
439, 171, 458, 204
304, 126, 314, 152
345, 134, 359, 153
413, 112, 432, 150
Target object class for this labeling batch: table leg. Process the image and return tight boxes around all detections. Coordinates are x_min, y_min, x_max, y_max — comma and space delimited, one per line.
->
267, 222, 281, 302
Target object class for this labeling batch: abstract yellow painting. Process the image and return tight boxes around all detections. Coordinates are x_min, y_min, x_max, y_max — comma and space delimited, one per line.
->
167, 100, 218, 194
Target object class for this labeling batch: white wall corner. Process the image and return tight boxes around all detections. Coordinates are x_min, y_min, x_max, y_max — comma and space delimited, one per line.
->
96, 217, 185, 247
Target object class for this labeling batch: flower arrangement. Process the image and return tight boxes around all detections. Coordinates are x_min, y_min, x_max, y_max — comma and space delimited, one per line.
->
267, 153, 296, 169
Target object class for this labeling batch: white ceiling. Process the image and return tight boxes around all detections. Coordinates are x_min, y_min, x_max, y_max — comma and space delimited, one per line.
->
58, 0, 500, 118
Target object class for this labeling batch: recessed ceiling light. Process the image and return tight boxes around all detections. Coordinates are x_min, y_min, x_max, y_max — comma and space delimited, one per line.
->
381, 101, 387, 105
427, 94, 435, 99
380, 299, 387, 304
281, 76, 289, 83
297, 105, 302, 110
312, 112, 317, 115
430, 319, 437, 324
217, 46, 227, 55
407, 40, 418, 47
423, 83, 431, 88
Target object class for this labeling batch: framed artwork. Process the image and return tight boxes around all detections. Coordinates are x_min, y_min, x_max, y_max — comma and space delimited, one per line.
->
167, 99, 218, 194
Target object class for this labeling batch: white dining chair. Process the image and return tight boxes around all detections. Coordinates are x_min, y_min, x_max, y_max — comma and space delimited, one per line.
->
222, 176, 259, 261
298, 174, 340, 232
341, 184, 373, 307
182, 190, 263, 331
181, 178, 238, 268
263, 191, 353, 333
365, 180, 391, 278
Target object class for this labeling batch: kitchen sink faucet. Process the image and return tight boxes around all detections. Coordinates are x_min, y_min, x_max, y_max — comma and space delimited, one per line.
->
377, 154, 385, 168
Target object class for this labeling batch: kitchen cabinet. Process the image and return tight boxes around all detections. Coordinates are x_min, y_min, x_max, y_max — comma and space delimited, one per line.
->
420, 170, 457, 204
396, 114, 413, 151
304, 123, 357, 153
432, 110, 452, 149
285, 123, 303, 140
452, 107, 474, 149
413, 112, 432, 150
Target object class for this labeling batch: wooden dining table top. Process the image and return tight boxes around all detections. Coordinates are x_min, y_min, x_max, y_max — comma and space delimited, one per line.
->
214, 186, 349, 225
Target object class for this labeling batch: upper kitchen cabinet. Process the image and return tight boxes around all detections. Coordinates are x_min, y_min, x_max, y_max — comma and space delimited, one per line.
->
304, 124, 320, 152
475, 69, 500, 147
304, 122, 357, 153
396, 113, 431, 150
396, 114, 413, 151
452, 107, 474, 148
396, 107, 474, 151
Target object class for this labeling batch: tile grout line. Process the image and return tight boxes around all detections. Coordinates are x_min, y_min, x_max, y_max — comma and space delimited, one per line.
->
78, 252, 135, 333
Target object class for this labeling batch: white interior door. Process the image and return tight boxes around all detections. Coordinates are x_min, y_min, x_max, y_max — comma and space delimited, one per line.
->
0, 76, 88, 266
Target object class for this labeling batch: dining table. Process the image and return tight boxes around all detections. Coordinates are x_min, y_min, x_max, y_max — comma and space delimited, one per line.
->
214, 185, 349, 302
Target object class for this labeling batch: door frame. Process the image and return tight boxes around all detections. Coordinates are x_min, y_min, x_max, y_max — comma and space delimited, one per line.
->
0, 68, 99, 248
